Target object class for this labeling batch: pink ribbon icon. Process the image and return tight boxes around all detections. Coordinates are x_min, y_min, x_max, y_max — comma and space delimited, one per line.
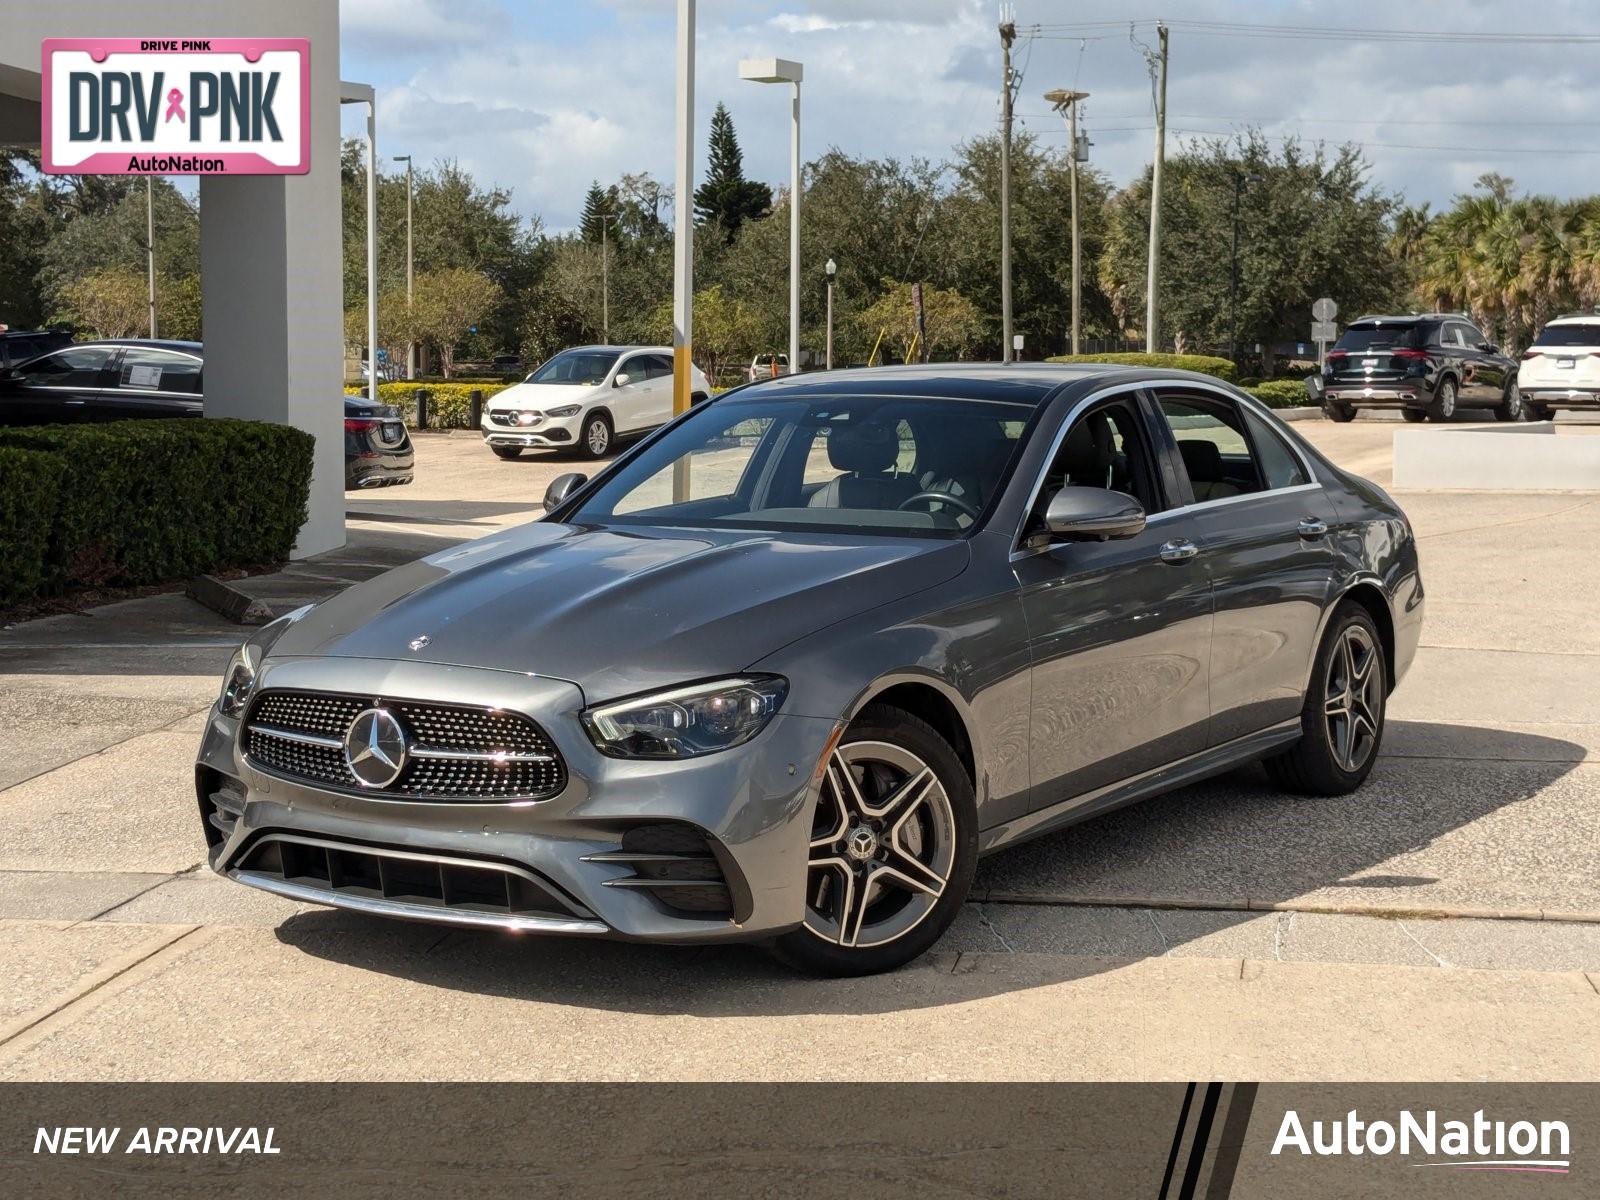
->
164, 88, 185, 123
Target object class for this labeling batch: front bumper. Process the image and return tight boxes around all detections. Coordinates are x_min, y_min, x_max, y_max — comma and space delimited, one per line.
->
480, 411, 581, 449
195, 656, 837, 943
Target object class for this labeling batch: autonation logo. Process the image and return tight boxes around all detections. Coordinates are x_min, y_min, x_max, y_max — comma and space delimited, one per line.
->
1272, 1109, 1571, 1174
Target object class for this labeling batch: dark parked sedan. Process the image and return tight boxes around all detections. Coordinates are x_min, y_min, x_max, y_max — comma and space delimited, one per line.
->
344, 395, 413, 489
0, 338, 202, 424
197, 364, 1422, 975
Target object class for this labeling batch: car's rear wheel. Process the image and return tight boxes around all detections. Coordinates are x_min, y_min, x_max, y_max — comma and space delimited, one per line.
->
490, 445, 522, 461
1323, 398, 1355, 422
1428, 377, 1457, 421
580, 412, 613, 459
1264, 604, 1387, 796
1496, 382, 1524, 422
771, 705, 976, 976
1400, 407, 1426, 423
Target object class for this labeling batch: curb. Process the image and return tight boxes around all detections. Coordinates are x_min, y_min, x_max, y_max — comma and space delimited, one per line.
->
186, 574, 276, 625
1273, 406, 1323, 422
979, 889, 1600, 925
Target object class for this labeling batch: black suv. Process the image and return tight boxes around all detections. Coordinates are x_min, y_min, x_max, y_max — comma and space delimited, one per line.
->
1321, 314, 1521, 422
0, 328, 72, 370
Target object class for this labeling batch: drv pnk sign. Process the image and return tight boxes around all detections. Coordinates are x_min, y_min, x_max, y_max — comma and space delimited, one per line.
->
42, 38, 309, 175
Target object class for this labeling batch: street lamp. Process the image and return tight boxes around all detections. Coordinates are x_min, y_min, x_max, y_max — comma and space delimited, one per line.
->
824, 257, 836, 370
340, 81, 378, 404
1044, 88, 1090, 356
393, 154, 414, 379
1230, 170, 1265, 365
739, 56, 803, 377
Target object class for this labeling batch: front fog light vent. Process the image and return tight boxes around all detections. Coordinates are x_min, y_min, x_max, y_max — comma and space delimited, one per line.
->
582, 823, 742, 918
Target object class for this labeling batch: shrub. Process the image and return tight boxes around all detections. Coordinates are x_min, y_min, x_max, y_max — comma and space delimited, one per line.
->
1245, 378, 1315, 408
343, 381, 516, 428
0, 447, 67, 605
1044, 352, 1239, 382
0, 419, 313, 601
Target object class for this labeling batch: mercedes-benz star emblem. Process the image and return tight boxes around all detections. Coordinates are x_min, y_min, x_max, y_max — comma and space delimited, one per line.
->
408, 634, 430, 652
344, 707, 408, 788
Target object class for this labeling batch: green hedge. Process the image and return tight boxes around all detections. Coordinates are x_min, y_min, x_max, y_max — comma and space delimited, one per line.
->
0, 419, 313, 602
1244, 378, 1314, 409
344, 381, 516, 429
0, 447, 67, 605
1044, 352, 1239, 383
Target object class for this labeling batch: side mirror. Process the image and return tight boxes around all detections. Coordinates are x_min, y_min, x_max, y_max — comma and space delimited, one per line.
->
1479, 342, 1499, 355
1040, 486, 1146, 542
543, 471, 588, 513
613, 372, 631, 388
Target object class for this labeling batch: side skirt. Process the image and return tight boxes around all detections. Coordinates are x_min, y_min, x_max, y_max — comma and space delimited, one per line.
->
977, 720, 1303, 855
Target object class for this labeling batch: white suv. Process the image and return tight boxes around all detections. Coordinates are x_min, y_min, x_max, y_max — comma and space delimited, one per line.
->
1519, 314, 1600, 420
482, 345, 710, 460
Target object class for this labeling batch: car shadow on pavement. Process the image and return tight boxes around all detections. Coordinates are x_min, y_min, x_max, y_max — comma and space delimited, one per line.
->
272, 720, 1587, 1015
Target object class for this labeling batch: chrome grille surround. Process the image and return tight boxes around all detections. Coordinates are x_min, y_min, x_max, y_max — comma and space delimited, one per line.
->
243, 688, 567, 802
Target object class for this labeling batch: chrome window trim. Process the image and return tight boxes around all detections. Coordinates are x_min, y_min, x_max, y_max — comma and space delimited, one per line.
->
1010, 376, 1321, 553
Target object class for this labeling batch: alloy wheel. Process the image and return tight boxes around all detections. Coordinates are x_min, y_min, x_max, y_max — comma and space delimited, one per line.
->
803, 740, 956, 949
586, 419, 610, 456
1324, 624, 1383, 773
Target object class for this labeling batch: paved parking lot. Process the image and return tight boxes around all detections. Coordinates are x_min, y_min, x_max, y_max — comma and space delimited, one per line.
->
2, 415, 1598, 1079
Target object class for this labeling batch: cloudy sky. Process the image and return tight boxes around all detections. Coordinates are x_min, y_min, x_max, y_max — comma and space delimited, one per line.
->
338, 0, 1600, 231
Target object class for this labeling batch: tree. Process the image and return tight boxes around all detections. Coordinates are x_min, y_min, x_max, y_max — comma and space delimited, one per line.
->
649, 284, 759, 384
412, 267, 501, 377
693, 103, 772, 240
579, 181, 619, 244
1099, 132, 1400, 372
51, 267, 148, 337
854, 281, 982, 362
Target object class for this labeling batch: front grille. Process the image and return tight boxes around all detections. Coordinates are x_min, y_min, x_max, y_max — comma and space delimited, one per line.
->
582, 823, 740, 919
244, 689, 567, 802
235, 834, 584, 919
488, 410, 541, 429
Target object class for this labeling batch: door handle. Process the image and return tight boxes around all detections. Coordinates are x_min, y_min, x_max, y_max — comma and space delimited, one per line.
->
1159, 538, 1198, 563
1297, 517, 1328, 539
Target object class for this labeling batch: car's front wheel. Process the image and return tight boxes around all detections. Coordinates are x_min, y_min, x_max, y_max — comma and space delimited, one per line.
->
490, 445, 522, 461
580, 412, 613, 459
1323, 397, 1355, 423
771, 705, 976, 976
1265, 604, 1387, 796
1400, 407, 1427, 423
1528, 403, 1555, 422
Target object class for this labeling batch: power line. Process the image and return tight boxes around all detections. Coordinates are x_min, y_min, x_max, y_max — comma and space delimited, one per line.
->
1022, 121, 1600, 157
1023, 18, 1600, 45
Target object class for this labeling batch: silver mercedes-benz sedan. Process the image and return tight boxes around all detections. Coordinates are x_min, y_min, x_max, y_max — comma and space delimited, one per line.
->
195, 364, 1423, 975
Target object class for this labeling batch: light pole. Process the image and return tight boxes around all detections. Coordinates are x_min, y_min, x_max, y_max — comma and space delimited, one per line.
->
672, 0, 696, 501
739, 57, 803, 376
340, 81, 379, 403
1229, 170, 1265, 364
393, 154, 414, 379
825, 257, 836, 370
1045, 88, 1090, 356
599, 212, 615, 345
144, 177, 158, 338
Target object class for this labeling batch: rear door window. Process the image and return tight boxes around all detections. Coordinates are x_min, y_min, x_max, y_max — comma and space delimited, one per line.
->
114, 347, 203, 394
1241, 408, 1309, 490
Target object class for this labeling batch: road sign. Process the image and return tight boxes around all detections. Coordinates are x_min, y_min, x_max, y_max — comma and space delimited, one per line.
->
375, 349, 388, 362
1312, 297, 1338, 322
1311, 320, 1338, 342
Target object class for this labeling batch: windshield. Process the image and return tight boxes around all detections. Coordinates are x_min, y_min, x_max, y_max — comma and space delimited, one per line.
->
526, 350, 621, 385
1335, 323, 1424, 351
569, 393, 1035, 538
1533, 323, 1600, 348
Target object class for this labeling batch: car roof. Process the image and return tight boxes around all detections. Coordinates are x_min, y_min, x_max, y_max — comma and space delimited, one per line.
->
1547, 313, 1600, 323
558, 344, 669, 354
73, 338, 203, 353
717, 361, 1230, 406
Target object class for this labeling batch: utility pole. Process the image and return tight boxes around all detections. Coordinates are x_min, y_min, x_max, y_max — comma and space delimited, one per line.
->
999, 18, 1016, 363
1228, 171, 1263, 364
394, 154, 414, 379
144, 177, 157, 338
600, 213, 612, 345
1045, 88, 1089, 356
1144, 22, 1168, 354
672, 0, 696, 500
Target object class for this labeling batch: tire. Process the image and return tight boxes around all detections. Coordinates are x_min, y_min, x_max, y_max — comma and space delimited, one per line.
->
770, 704, 977, 976
1322, 399, 1355, 423
1400, 407, 1427, 424
1428, 377, 1457, 421
1495, 381, 1524, 422
1529, 403, 1555, 422
1264, 604, 1388, 796
490, 445, 522, 461
580, 412, 613, 459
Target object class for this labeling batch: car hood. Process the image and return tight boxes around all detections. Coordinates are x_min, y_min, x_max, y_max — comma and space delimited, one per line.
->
487, 382, 598, 411
268, 522, 969, 700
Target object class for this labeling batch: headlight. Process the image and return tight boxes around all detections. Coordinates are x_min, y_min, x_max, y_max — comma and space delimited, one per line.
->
545, 405, 581, 418
582, 676, 788, 759
217, 645, 258, 718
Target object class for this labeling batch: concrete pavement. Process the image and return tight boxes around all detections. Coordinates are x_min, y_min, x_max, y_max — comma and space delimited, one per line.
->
1, 422, 1597, 1080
